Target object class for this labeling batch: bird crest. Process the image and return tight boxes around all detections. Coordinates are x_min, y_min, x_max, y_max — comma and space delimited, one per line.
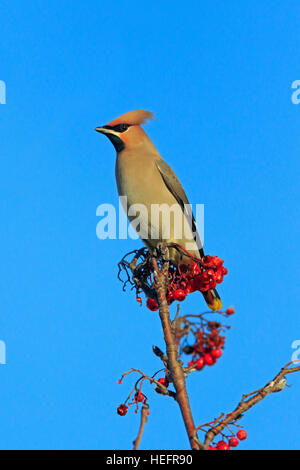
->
106, 110, 154, 127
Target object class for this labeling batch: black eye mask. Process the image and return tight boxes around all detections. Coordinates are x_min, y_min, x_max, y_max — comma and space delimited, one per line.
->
102, 123, 131, 133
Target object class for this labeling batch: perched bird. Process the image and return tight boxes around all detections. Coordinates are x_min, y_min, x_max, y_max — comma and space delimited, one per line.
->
95, 110, 222, 311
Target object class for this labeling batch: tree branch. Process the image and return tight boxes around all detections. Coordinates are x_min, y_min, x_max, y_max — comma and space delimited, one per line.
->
152, 255, 203, 450
202, 360, 300, 448
118, 247, 300, 450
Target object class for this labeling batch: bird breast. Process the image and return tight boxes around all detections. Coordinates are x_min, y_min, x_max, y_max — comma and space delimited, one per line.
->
115, 151, 200, 262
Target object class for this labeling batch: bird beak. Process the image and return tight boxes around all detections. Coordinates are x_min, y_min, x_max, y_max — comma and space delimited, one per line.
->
95, 126, 107, 134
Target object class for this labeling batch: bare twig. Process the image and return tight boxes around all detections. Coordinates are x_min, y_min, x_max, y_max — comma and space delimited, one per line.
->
202, 360, 300, 448
133, 403, 149, 450
118, 368, 176, 400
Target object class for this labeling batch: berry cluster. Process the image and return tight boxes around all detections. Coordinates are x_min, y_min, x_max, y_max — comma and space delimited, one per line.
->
181, 314, 233, 371
117, 391, 147, 417
144, 256, 227, 311
209, 429, 248, 450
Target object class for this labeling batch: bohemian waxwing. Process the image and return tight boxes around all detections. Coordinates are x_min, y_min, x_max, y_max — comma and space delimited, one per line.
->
95, 110, 222, 311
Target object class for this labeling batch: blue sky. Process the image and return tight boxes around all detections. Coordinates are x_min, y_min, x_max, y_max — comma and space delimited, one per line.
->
1, 0, 299, 450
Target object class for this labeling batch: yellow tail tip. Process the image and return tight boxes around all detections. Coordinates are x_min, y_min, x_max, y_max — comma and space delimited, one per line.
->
208, 298, 223, 312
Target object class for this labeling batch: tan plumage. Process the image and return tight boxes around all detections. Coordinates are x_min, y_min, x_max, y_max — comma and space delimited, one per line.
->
105, 110, 154, 127
95, 110, 222, 311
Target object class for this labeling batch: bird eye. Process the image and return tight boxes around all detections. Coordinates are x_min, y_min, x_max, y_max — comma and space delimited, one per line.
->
114, 123, 129, 132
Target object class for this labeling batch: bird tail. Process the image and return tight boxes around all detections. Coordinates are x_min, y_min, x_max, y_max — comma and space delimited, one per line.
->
202, 288, 222, 312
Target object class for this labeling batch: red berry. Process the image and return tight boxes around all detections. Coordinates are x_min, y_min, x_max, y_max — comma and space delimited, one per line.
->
136, 296, 142, 304
215, 268, 225, 284
191, 262, 201, 276
146, 298, 158, 311
229, 437, 239, 448
166, 290, 174, 305
117, 404, 128, 416
216, 440, 227, 450
194, 270, 216, 292
211, 348, 223, 359
204, 353, 215, 366
237, 429, 247, 440
173, 288, 186, 302
196, 357, 205, 370
185, 280, 196, 294
212, 256, 223, 268
226, 306, 235, 315
134, 392, 145, 402
217, 442, 230, 450
208, 446, 217, 450
188, 360, 196, 368
134, 392, 145, 403
158, 377, 169, 387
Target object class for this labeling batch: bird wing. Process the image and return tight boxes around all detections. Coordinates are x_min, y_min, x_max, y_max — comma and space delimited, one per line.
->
155, 159, 204, 257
